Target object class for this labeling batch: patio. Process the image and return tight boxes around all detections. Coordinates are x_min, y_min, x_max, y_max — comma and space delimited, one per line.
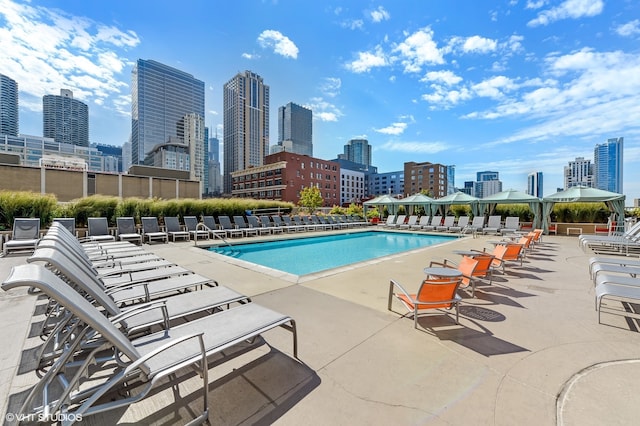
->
1, 231, 639, 425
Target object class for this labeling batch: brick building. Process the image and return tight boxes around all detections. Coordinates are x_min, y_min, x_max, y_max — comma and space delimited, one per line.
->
404, 161, 449, 198
231, 151, 340, 206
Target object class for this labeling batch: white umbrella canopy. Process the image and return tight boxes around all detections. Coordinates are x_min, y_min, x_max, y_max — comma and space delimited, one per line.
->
542, 186, 625, 233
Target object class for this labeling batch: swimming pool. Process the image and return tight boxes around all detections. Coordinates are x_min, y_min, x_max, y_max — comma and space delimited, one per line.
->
208, 231, 457, 276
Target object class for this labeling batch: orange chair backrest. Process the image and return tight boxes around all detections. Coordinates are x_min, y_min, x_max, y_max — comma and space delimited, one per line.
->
518, 235, 533, 248
492, 244, 509, 264
469, 254, 493, 277
503, 243, 523, 260
458, 256, 479, 286
416, 277, 462, 309
532, 229, 543, 241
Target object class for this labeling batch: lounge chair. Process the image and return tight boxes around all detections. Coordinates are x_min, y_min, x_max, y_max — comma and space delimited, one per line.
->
184, 216, 209, 241
116, 217, 143, 245
411, 216, 430, 230
449, 216, 469, 233
588, 256, 640, 279
2, 217, 40, 256
436, 216, 455, 232
201, 216, 228, 240
391, 214, 407, 228
163, 216, 190, 241
310, 215, 332, 231
52, 217, 76, 236
452, 251, 494, 286
422, 215, 442, 232
400, 215, 418, 229
482, 216, 502, 235
292, 215, 313, 231
2, 264, 297, 424
301, 215, 321, 231
475, 243, 524, 273
234, 215, 259, 237
462, 216, 485, 235
247, 215, 272, 235
594, 274, 640, 323
428, 256, 480, 296
388, 275, 464, 328
218, 215, 244, 238
500, 217, 520, 234
381, 215, 396, 227
87, 217, 116, 242
260, 215, 284, 234
141, 217, 168, 244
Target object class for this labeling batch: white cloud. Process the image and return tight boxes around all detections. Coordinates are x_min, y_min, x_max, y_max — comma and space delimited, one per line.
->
380, 140, 449, 154
472, 75, 517, 98
257, 30, 299, 59
241, 52, 256, 59
0, 0, 139, 113
308, 97, 343, 122
421, 70, 463, 86
462, 35, 497, 53
526, 0, 548, 9
345, 46, 388, 73
616, 20, 640, 37
318, 77, 341, 98
393, 27, 445, 73
374, 122, 408, 135
421, 87, 472, 109
341, 19, 364, 30
528, 0, 604, 27
370, 6, 390, 23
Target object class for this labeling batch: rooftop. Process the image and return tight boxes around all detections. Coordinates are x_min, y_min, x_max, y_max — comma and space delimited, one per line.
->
1, 230, 639, 425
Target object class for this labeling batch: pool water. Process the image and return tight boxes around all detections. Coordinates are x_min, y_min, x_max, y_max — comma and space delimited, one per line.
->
208, 231, 457, 276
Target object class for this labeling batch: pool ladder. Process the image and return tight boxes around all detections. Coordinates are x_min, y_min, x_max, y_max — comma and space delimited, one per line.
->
193, 222, 233, 249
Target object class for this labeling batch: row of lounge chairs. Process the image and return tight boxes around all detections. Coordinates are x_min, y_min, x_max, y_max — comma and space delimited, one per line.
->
1, 214, 370, 255
381, 214, 523, 235
387, 229, 541, 328
580, 221, 640, 324
1, 222, 299, 423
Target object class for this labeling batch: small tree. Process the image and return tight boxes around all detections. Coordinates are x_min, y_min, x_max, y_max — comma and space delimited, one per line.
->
299, 186, 323, 213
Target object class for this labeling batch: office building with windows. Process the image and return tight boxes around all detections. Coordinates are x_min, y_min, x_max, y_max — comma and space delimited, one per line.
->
564, 157, 594, 189
339, 139, 372, 167
527, 171, 543, 197
43, 89, 89, 147
594, 137, 623, 193
272, 102, 312, 156
369, 171, 404, 197
0, 74, 18, 136
404, 161, 449, 198
208, 133, 222, 195
131, 59, 205, 165
223, 70, 270, 193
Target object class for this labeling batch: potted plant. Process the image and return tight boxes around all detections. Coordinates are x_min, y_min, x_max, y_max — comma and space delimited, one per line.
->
367, 208, 380, 224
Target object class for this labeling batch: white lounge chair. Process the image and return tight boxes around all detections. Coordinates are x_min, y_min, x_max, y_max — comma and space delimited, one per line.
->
436, 216, 455, 232
482, 216, 502, 235
411, 216, 430, 230
500, 217, 520, 234
449, 216, 469, 233
422, 216, 442, 232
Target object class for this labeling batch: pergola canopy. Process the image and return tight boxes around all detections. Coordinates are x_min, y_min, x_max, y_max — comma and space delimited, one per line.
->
432, 191, 481, 217
395, 193, 435, 215
541, 186, 625, 233
363, 194, 400, 216
479, 189, 543, 229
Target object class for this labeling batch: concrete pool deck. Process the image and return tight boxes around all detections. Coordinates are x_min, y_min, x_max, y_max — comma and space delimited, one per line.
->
1, 229, 640, 425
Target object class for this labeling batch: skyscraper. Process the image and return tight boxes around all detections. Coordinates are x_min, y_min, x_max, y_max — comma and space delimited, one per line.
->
43, 89, 88, 147
131, 59, 205, 165
223, 70, 270, 193
340, 139, 372, 167
527, 171, 543, 197
0, 74, 18, 136
208, 133, 222, 195
273, 102, 312, 156
564, 157, 593, 189
594, 137, 623, 193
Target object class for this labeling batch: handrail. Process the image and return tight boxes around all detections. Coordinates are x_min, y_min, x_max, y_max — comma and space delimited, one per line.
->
194, 222, 232, 248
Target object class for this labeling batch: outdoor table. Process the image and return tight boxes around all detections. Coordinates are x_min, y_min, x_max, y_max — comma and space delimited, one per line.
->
423, 266, 463, 279
452, 250, 481, 257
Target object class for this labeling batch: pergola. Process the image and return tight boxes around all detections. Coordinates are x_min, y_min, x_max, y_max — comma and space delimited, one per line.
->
541, 186, 625, 234
363, 195, 400, 217
395, 193, 434, 215
432, 191, 481, 217
479, 189, 543, 229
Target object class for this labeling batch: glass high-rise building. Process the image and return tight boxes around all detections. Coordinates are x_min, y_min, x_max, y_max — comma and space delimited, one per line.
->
223, 70, 270, 193
131, 59, 205, 165
341, 139, 372, 167
594, 137, 623, 194
0, 74, 18, 136
274, 102, 312, 156
43, 89, 88, 147
527, 171, 543, 197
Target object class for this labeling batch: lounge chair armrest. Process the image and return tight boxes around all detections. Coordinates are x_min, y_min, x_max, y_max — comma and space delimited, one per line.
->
110, 300, 170, 329
388, 279, 414, 311
104, 281, 151, 301
98, 269, 133, 280
123, 332, 206, 375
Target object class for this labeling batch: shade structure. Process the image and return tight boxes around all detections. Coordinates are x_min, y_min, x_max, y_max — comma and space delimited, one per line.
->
479, 189, 543, 229
363, 194, 400, 216
432, 192, 481, 217
541, 186, 625, 234
395, 193, 434, 215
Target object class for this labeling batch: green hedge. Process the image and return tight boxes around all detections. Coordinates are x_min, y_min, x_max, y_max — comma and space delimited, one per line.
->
0, 191, 294, 229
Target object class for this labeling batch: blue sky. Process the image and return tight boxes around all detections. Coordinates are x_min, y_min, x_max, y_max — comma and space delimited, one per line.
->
1, 0, 639, 200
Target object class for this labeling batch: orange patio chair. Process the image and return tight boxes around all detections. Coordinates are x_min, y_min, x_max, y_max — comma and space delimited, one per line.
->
478, 243, 524, 273
388, 276, 463, 328
429, 256, 480, 296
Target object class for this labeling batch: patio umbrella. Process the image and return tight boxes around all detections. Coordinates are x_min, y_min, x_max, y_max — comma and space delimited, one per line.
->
432, 191, 481, 217
479, 189, 542, 229
542, 186, 625, 234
